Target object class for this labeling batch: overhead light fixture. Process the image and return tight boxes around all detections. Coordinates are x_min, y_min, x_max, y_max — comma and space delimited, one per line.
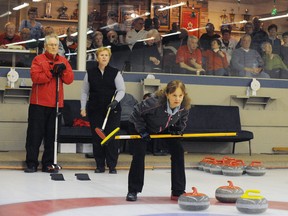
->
32, 0, 43, 2
158, 2, 185, 11
259, 13, 288, 21
13, 3, 29, 11
188, 26, 207, 32
161, 31, 181, 37
0, 11, 11, 18
126, 12, 150, 22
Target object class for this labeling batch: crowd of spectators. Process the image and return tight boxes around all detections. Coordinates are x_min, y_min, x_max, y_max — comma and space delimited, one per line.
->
0, 8, 288, 79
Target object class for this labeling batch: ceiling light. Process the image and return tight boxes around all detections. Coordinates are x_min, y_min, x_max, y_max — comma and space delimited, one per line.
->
13, 3, 29, 11
32, 0, 43, 2
0, 11, 11, 18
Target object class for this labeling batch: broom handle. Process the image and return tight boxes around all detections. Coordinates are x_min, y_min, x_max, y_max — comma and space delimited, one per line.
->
101, 93, 116, 130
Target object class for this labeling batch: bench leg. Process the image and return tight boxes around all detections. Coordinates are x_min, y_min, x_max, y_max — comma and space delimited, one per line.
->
232, 142, 236, 154
249, 140, 252, 156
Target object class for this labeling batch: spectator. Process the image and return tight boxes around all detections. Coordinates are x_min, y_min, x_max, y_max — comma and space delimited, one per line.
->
236, 22, 254, 49
262, 42, 288, 79
280, 31, 288, 67
106, 30, 131, 70
24, 33, 74, 173
219, 28, 237, 63
251, 16, 269, 55
199, 23, 220, 51
60, 26, 78, 69
19, 7, 43, 40
268, 24, 281, 55
126, 17, 147, 50
19, 28, 37, 66
152, 17, 160, 31
144, 18, 153, 31
203, 38, 229, 76
231, 34, 270, 78
176, 35, 204, 74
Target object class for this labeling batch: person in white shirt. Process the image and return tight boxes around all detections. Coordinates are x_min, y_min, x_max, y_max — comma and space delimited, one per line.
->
125, 17, 147, 50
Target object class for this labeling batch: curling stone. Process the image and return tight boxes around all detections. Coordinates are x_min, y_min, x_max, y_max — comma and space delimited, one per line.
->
210, 160, 223, 175
236, 190, 268, 214
215, 180, 244, 203
246, 161, 266, 176
198, 157, 215, 171
202, 157, 216, 173
178, 187, 210, 211
222, 160, 244, 176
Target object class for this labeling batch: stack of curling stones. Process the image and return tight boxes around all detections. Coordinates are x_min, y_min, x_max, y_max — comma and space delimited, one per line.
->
236, 190, 268, 214
178, 187, 210, 211
246, 161, 266, 176
197, 157, 266, 177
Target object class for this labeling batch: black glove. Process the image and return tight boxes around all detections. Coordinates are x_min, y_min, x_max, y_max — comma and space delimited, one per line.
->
52, 63, 66, 77
107, 100, 118, 110
169, 125, 183, 135
140, 131, 151, 142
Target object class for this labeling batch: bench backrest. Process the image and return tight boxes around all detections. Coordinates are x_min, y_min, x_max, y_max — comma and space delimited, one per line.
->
62, 100, 82, 126
184, 105, 242, 133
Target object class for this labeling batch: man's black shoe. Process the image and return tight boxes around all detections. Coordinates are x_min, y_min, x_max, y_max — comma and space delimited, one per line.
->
109, 168, 117, 174
126, 192, 137, 201
24, 166, 37, 173
95, 168, 105, 173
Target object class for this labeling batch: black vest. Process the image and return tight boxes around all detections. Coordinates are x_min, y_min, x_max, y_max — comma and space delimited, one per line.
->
87, 62, 118, 109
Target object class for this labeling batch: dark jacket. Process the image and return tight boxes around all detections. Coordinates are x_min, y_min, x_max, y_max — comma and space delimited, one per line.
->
129, 96, 189, 134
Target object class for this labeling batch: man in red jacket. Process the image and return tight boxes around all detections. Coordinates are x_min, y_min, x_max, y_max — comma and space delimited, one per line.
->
24, 33, 74, 173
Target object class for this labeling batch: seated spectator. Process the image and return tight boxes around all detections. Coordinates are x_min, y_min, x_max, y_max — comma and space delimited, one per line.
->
268, 24, 281, 55
199, 23, 220, 51
126, 17, 147, 50
262, 42, 288, 79
236, 22, 254, 49
144, 18, 153, 31
219, 28, 237, 64
106, 30, 131, 70
86, 31, 103, 61
231, 34, 270, 78
60, 26, 78, 69
203, 38, 229, 76
0, 22, 22, 66
19, 7, 43, 40
280, 31, 288, 67
19, 28, 37, 67
130, 29, 161, 72
176, 35, 204, 75
38, 26, 65, 56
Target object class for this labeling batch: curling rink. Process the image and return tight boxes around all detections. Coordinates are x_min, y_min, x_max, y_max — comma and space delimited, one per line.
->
0, 168, 287, 215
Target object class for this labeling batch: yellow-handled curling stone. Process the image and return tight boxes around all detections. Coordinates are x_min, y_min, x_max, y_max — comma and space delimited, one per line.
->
236, 190, 268, 214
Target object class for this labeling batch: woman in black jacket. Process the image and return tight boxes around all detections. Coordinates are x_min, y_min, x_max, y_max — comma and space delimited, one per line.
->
126, 80, 191, 201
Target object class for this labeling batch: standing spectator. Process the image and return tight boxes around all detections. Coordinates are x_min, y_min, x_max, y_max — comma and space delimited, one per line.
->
199, 23, 220, 51
60, 26, 78, 69
19, 7, 43, 40
268, 24, 281, 55
231, 34, 269, 78
262, 42, 288, 79
126, 17, 147, 50
251, 16, 269, 55
126, 80, 191, 202
80, 47, 125, 174
280, 31, 288, 67
24, 33, 74, 173
202, 38, 229, 76
176, 35, 204, 74
219, 28, 237, 64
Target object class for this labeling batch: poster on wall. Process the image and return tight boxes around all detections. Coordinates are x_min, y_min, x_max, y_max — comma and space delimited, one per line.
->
181, 10, 199, 37
152, 3, 170, 31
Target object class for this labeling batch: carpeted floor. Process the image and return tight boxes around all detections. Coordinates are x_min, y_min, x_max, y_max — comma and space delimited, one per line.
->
0, 151, 287, 170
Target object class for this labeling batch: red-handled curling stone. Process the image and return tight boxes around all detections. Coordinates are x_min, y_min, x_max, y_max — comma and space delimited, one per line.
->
236, 190, 268, 214
178, 187, 210, 211
210, 159, 224, 175
246, 161, 266, 176
215, 180, 244, 203
222, 160, 244, 176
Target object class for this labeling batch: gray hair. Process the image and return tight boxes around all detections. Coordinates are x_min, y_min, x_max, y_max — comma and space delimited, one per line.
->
44, 33, 59, 46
